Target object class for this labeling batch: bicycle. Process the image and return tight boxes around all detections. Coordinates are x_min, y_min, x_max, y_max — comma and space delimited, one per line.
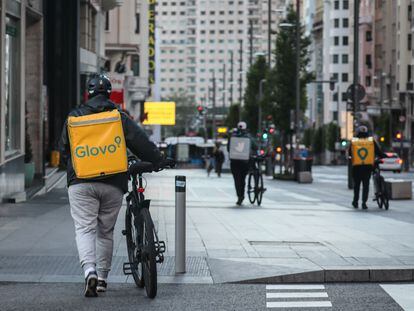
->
122, 156, 174, 298
247, 155, 266, 206
373, 159, 389, 210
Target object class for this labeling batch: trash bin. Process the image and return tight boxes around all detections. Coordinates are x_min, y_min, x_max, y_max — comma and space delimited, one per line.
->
293, 158, 313, 181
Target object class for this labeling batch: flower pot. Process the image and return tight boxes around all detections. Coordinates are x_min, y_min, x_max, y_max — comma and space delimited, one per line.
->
25, 162, 35, 187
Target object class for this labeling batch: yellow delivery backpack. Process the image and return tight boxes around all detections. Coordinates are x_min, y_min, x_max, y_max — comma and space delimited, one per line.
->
351, 137, 375, 166
67, 109, 128, 179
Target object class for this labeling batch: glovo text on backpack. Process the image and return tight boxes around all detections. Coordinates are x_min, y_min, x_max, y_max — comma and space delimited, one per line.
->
351, 137, 375, 166
67, 109, 128, 179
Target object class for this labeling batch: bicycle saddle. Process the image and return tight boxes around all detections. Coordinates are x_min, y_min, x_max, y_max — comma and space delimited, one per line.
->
129, 161, 154, 175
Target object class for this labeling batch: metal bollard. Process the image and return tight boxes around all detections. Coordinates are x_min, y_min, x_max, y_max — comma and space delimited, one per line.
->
175, 176, 186, 274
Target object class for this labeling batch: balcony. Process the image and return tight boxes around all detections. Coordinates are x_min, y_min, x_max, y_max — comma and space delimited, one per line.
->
102, 0, 123, 11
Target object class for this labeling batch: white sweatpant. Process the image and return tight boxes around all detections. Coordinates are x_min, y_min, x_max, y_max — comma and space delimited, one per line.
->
68, 182, 123, 279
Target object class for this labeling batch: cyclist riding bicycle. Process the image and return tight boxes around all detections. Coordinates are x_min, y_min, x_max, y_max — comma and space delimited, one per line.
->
349, 125, 385, 210
59, 74, 163, 297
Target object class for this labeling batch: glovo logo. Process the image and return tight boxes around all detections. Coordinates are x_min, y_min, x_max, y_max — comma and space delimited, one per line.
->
357, 147, 369, 161
75, 136, 122, 158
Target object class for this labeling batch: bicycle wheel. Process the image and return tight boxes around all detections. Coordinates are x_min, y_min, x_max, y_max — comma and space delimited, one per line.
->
247, 173, 256, 204
140, 208, 157, 299
125, 202, 144, 288
373, 175, 383, 209
256, 173, 264, 206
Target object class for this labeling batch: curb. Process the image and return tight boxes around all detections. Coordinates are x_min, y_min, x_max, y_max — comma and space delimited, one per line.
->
231, 268, 414, 284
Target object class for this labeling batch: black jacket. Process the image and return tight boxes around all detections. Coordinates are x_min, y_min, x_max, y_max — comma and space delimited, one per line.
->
59, 95, 163, 193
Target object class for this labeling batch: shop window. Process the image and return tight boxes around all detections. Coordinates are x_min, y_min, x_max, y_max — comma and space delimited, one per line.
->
135, 13, 140, 34
5, 16, 21, 155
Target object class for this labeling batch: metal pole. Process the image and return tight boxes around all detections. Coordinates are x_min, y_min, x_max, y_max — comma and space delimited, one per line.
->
249, 19, 253, 66
268, 0, 271, 66
353, 0, 360, 121
295, 0, 301, 148
175, 176, 186, 274
212, 71, 217, 139
259, 79, 266, 133
223, 63, 226, 108
230, 51, 234, 105
239, 39, 243, 121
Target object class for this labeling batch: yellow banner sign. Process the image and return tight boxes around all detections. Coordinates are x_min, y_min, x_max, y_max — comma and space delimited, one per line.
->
143, 102, 176, 125
217, 127, 228, 134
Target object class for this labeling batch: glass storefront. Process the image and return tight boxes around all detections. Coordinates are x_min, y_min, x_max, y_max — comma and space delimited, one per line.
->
4, 14, 21, 156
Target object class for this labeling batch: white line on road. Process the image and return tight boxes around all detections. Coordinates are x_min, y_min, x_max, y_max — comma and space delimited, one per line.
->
266, 285, 325, 290
266, 292, 328, 298
266, 301, 332, 308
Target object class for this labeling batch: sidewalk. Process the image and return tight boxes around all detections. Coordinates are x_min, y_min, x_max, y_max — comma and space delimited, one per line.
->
1, 169, 414, 284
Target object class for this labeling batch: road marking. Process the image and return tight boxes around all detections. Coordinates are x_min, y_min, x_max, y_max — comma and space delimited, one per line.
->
266, 285, 325, 290
266, 284, 332, 309
267, 301, 332, 308
381, 284, 414, 311
267, 292, 328, 298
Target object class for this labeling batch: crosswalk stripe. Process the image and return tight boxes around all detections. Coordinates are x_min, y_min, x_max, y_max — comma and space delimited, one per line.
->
266, 292, 329, 298
266, 301, 332, 308
266, 285, 325, 290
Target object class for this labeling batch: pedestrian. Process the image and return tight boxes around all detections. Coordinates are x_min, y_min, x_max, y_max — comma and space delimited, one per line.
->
206, 154, 214, 177
213, 142, 225, 177
59, 74, 163, 297
349, 125, 385, 209
228, 122, 257, 205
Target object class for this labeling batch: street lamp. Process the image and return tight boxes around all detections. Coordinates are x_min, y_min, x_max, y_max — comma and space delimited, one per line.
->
259, 79, 267, 133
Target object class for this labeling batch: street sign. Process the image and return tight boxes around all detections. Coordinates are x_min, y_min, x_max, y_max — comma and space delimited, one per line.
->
143, 102, 176, 125
346, 84, 366, 103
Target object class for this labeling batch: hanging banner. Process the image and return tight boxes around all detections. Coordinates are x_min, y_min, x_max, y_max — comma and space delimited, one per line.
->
143, 102, 176, 125
148, 0, 156, 85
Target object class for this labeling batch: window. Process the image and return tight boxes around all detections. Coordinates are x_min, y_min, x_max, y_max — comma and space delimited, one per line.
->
333, 93, 338, 101
343, 0, 349, 9
342, 92, 347, 102
342, 54, 349, 64
135, 13, 140, 33
5, 16, 22, 155
334, 18, 340, 28
408, 65, 412, 82
343, 36, 348, 45
332, 73, 339, 81
408, 34, 412, 51
342, 73, 349, 82
333, 54, 339, 64
131, 55, 140, 76
366, 31, 372, 41
365, 54, 372, 68
343, 18, 349, 28
334, 0, 339, 9
105, 11, 110, 30
366, 75, 372, 87
334, 36, 339, 46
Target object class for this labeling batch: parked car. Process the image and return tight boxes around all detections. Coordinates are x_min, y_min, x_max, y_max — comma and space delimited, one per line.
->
379, 152, 403, 173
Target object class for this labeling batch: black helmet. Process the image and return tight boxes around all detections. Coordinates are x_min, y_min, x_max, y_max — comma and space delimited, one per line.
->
356, 125, 369, 138
87, 74, 112, 99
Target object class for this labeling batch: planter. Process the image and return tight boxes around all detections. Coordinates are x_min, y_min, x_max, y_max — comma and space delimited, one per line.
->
25, 162, 35, 187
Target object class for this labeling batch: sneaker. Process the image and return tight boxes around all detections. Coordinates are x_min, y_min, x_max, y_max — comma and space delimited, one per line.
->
362, 203, 368, 210
352, 201, 358, 209
236, 196, 244, 206
84, 271, 98, 297
97, 279, 107, 293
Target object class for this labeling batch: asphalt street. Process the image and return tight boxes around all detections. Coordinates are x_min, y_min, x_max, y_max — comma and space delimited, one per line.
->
0, 282, 405, 311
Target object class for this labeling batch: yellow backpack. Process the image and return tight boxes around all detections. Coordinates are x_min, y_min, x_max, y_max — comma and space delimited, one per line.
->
67, 109, 128, 179
351, 137, 375, 166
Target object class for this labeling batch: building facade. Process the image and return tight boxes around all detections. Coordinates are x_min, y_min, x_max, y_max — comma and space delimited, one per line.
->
156, 0, 289, 109
104, 0, 149, 119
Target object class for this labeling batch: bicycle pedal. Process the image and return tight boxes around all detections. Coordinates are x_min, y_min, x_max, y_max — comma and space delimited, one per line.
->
121, 230, 127, 236
156, 241, 166, 254
122, 262, 133, 275
156, 253, 164, 263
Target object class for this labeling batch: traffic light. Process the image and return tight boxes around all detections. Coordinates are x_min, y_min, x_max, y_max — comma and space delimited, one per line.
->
395, 131, 403, 141
379, 136, 385, 143
276, 146, 282, 153
259, 149, 265, 156
197, 105, 204, 115
262, 131, 268, 140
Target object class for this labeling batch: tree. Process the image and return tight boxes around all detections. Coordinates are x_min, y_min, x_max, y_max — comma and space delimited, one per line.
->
302, 127, 314, 148
312, 126, 325, 156
225, 103, 240, 130
326, 122, 340, 152
263, 5, 313, 134
242, 55, 268, 134
161, 92, 197, 137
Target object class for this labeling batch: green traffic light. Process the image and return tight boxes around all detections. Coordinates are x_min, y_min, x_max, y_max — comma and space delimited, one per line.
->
341, 140, 347, 146
262, 133, 268, 140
